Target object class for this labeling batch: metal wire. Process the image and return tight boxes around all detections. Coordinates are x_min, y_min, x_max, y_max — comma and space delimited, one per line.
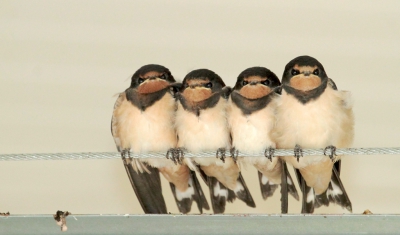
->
1, 147, 400, 161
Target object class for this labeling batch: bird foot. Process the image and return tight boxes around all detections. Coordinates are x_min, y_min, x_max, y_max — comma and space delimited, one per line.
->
121, 149, 132, 165
264, 147, 275, 162
324, 145, 337, 162
166, 148, 185, 165
294, 144, 303, 162
230, 147, 239, 163
216, 148, 227, 163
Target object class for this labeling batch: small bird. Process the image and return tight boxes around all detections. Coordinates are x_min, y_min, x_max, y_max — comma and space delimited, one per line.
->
273, 56, 354, 213
175, 69, 256, 213
227, 66, 299, 213
111, 64, 209, 214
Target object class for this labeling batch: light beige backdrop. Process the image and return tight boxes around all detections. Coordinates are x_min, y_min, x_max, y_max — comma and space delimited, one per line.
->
1, 0, 400, 214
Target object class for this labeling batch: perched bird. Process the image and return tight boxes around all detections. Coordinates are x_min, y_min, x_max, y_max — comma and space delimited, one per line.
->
227, 66, 299, 213
175, 69, 256, 213
273, 56, 354, 213
111, 64, 209, 214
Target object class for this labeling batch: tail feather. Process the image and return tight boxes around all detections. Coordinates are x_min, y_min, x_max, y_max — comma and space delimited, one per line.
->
123, 161, 167, 214
314, 191, 329, 208
258, 171, 279, 200
295, 160, 352, 213
284, 162, 300, 201
208, 176, 236, 214
170, 170, 210, 214
280, 161, 300, 213
294, 168, 315, 213
191, 170, 210, 212
235, 173, 256, 208
326, 165, 352, 212
170, 183, 191, 214
334, 160, 341, 176
280, 163, 288, 213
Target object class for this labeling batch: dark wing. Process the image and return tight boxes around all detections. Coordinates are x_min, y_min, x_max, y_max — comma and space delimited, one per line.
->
294, 168, 315, 213
279, 161, 299, 213
235, 173, 256, 208
111, 92, 167, 214
125, 162, 167, 214
111, 92, 126, 152
327, 79, 342, 175
328, 78, 338, 90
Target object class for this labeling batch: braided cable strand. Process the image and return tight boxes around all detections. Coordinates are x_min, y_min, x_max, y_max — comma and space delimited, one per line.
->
1, 147, 400, 161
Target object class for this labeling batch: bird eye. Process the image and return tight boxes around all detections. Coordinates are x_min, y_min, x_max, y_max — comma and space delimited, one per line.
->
261, 80, 271, 86
138, 78, 144, 84
205, 82, 213, 88
291, 69, 300, 76
313, 69, 319, 75
242, 80, 248, 86
160, 74, 167, 80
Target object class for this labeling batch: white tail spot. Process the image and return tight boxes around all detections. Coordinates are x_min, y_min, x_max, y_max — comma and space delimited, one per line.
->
306, 188, 315, 203
261, 175, 269, 185
213, 182, 228, 198
287, 176, 293, 185
327, 180, 343, 199
234, 181, 244, 194
175, 178, 195, 201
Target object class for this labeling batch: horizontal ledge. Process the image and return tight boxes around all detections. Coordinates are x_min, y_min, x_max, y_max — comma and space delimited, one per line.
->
1, 147, 400, 161
2, 214, 399, 235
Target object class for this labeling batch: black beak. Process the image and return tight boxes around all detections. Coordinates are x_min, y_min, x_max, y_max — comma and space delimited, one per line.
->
170, 82, 182, 89
303, 71, 311, 76
169, 82, 182, 93
250, 81, 258, 85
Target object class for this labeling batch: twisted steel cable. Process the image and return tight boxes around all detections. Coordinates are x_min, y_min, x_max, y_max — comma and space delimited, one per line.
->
0, 147, 399, 161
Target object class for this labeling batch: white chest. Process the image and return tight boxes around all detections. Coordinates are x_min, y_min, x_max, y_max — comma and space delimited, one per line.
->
228, 98, 277, 154
274, 88, 352, 149
119, 93, 177, 154
175, 98, 230, 166
274, 87, 354, 168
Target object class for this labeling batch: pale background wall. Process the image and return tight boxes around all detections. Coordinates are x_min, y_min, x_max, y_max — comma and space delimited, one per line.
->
1, 0, 400, 215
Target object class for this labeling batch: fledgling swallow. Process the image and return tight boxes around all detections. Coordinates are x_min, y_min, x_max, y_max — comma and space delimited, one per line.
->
273, 56, 354, 213
227, 66, 299, 213
175, 69, 256, 214
111, 64, 209, 214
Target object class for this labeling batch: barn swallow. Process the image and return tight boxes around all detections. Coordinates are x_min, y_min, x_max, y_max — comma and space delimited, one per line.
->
227, 66, 299, 213
273, 56, 354, 213
174, 69, 256, 213
111, 64, 209, 214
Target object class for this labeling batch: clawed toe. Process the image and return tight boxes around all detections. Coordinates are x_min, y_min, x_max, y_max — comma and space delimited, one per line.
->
324, 145, 337, 162
230, 147, 239, 163
121, 149, 132, 164
166, 148, 185, 165
294, 144, 303, 162
264, 147, 275, 162
216, 148, 226, 163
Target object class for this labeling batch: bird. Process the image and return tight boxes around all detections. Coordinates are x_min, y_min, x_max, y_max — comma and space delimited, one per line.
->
227, 66, 299, 213
111, 64, 209, 214
273, 55, 354, 213
174, 68, 256, 213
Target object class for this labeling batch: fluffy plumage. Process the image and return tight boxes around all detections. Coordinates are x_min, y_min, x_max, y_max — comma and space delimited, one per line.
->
111, 64, 209, 214
176, 69, 255, 213
273, 56, 354, 213
228, 67, 299, 213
